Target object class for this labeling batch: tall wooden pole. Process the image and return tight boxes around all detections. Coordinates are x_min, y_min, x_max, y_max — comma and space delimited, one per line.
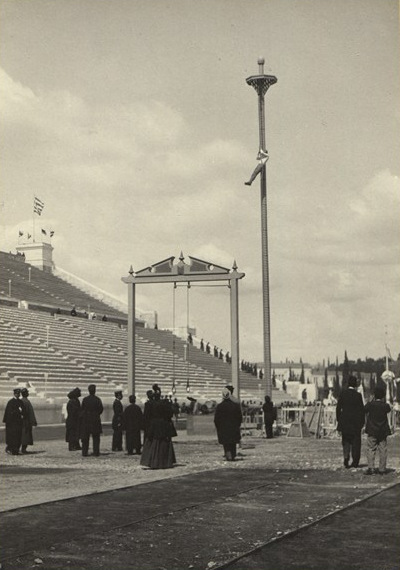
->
230, 263, 240, 399
246, 58, 277, 397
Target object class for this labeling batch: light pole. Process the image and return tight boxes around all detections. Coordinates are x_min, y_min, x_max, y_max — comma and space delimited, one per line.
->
8, 279, 11, 297
246, 58, 277, 398
46, 324, 50, 348
28, 267, 31, 282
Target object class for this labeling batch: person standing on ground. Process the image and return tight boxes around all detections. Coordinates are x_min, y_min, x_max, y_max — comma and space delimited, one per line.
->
262, 395, 276, 439
172, 398, 180, 423
364, 386, 392, 475
20, 388, 37, 453
225, 385, 240, 405
140, 389, 155, 464
336, 375, 365, 468
122, 395, 144, 455
140, 386, 177, 469
66, 388, 82, 451
3, 388, 25, 455
80, 384, 103, 457
214, 387, 243, 461
112, 390, 124, 452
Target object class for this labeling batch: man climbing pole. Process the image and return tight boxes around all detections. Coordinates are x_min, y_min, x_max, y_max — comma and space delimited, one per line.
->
245, 149, 269, 186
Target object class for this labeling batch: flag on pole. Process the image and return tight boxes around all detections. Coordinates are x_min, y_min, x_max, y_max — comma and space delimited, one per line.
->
27, 233, 32, 239
19, 230, 23, 237
34, 196, 45, 216
50, 230, 55, 237
41, 229, 47, 235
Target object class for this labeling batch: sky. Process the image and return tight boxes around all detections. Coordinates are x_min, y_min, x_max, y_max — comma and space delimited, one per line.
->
1, 0, 399, 365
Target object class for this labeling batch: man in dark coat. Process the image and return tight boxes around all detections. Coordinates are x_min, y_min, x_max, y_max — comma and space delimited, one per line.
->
80, 384, 103, 457
21, 388, 37, 453
65, 387, 82, 451
336, 375, 365, 468
122, 395, 144, 455
262, 395, 276, 439
214, 388, 242, 461
364, 386, 392, 475
112, 390, 124, 451
3, 388, 25, 455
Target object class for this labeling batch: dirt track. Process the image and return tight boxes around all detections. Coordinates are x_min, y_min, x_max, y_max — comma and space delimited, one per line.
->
1, 433, 399, 569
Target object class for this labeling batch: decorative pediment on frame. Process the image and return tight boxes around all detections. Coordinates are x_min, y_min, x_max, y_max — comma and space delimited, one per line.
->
122, 253, 244, 284
134, 253, 231, 277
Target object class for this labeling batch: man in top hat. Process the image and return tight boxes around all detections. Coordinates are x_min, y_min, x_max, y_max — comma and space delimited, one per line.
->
3, 388, 25, 455
21, 388, 38, 453
80, 384, 103, 457
112, 390, 124, 451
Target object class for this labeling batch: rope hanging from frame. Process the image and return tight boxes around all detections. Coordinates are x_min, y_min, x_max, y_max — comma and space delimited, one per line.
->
186, 283, 191, 393
171, 283, 176, 395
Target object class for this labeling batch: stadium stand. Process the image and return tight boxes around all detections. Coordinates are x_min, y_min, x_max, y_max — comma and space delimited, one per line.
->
0, 251, 284, 407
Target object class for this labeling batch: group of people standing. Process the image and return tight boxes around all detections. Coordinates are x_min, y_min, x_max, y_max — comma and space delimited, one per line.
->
3, 388, 37, 455
65, 384, 143, 458
65, 383, 177, 469
66, 384, 104, 456
336, 375, 393, 474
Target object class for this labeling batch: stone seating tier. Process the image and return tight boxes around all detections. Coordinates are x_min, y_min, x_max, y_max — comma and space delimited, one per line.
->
0, 251, 127, 319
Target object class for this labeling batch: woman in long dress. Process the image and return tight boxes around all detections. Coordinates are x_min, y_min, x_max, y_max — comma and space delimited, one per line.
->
141, 387, 176, 469
65, 388, 82, 451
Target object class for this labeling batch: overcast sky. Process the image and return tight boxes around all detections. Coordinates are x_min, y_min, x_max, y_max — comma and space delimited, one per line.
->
1, 0, 399, 365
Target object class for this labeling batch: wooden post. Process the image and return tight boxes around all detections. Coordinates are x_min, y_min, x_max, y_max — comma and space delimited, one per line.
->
127, 281, 136, 396
230, 276, 240, 400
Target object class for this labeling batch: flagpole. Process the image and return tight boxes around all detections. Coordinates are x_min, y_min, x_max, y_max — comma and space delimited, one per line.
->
32, 195, 36, 243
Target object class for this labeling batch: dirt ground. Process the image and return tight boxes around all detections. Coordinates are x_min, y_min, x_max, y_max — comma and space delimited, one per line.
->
0, 432, 399, 569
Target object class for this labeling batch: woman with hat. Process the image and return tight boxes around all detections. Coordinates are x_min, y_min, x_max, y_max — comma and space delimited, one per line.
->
140, 386, 177, 469
65, 388, 82, 451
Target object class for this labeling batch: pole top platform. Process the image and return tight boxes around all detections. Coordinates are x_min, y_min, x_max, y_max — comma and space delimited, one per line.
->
246, 58, 277, 96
